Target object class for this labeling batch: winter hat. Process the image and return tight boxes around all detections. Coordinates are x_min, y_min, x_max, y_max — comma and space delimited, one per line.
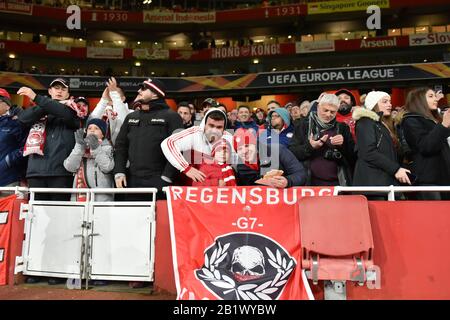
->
202, 97, 218, 108
211, 138, 232, 157
269, 107, 291, 127
87, 118, 107, 137
233, 128, 257, 151
140, 78, 166, 97
365, 91, 390, 111
0, 88, 12, 107
335, 88, 357, 106
75, 96, 89, 106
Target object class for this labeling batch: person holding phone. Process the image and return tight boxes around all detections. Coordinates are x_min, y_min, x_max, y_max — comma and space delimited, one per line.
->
401, 87, 450, 200
352, 91, 411, 199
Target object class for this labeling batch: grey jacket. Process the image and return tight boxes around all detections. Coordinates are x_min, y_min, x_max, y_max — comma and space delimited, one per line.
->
63, 139, 115, 201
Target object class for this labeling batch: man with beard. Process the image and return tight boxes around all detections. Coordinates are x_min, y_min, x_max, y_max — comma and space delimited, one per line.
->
334, 88, 359, 140
161, 108, 235, 184
113, 78, 183, 201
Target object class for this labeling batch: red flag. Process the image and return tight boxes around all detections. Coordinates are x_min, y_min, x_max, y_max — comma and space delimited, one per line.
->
166, 186, 334, 300
0, 195, 16, 285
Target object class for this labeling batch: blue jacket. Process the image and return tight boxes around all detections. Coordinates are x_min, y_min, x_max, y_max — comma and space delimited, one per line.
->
0, 106, 28, 186
234, 120, 260, 133
260, 124, 294, 148
235, 143, 306, 187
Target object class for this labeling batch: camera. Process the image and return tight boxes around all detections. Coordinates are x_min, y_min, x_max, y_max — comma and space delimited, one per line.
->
324, 148, 343, 161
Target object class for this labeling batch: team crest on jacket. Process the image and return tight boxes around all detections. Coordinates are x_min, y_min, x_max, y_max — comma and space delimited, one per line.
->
195, 232, 296, 300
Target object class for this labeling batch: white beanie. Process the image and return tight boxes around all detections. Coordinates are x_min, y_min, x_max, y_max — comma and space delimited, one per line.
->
364, 91, 390, 111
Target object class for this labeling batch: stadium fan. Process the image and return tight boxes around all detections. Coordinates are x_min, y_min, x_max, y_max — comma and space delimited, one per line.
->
400, 87, 450, 200
161, 108, 235, 184
113, 77, 183, 202
89, 77, 131, 145
289, 93, 355, 187
0, 88, 28, 192
352, 91, 411, 199
233, 128, 306, 188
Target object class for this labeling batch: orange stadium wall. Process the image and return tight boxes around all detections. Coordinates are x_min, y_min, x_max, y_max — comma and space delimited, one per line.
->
154, 200, 450, 299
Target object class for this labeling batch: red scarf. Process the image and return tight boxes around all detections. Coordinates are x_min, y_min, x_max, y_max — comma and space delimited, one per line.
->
219, 163, 237, 186
23, 99, 87, 157
101, 106, 118, 142
75, 150, 92, 202
23, 117, 47, 156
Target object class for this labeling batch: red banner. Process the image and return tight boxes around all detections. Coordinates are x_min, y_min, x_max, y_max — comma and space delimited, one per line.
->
0, 194, 15, 286
166, 186, 335, 300
0, 1, 32, 15
334, 36, 409, 51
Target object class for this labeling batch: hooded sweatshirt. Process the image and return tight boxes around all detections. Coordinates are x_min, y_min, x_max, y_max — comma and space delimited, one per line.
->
161, 108, 234, 174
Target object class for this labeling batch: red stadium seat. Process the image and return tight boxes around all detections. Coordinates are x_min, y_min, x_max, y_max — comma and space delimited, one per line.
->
299, 195, 374, 287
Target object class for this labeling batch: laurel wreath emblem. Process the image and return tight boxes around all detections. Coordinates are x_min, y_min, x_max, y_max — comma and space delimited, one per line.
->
197, 242, 295, 300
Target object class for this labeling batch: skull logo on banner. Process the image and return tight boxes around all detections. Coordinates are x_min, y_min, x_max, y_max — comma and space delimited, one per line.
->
195, 233, 296, 300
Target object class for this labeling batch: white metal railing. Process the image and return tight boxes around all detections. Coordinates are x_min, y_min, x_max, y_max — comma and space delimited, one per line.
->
2, 186, 450, 202
11, 187, 159, 286
334, 186, 450, 201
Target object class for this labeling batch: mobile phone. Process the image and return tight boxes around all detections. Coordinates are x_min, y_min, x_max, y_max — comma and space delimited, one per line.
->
406, 172, 417, 185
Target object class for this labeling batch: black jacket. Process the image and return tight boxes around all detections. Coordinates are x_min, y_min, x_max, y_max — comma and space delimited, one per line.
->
114, 99, 183, 180
352, 108, 400, 186
288, 117, 355, 186
401, 112, 450, 186
235, 143, 306, 187
18, 95, 79, 178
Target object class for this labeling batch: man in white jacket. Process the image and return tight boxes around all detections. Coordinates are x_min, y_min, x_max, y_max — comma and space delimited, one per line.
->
90, 77, 131, 145
161, 108, 235, 183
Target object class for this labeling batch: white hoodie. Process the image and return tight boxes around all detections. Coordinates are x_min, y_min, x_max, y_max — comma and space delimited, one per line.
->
161, 108, 234, 172
90, 90, 131, 145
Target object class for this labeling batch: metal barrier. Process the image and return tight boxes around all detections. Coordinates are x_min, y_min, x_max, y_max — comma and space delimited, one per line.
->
12, 187, 157, 289
334, 186, 450, 201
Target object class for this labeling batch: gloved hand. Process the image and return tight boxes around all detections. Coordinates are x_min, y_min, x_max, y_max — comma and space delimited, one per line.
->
84, 134, 101, 150
74, 128, 86, 147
